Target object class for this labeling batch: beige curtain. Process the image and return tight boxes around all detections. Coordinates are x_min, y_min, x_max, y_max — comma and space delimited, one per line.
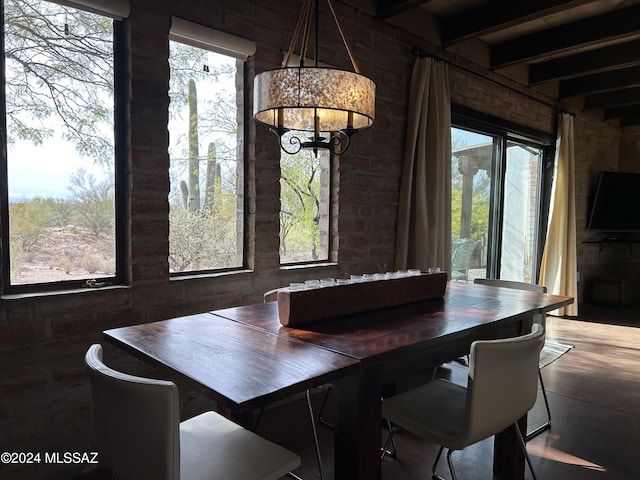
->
395, 57, 452, 273
540, 113, 578, 316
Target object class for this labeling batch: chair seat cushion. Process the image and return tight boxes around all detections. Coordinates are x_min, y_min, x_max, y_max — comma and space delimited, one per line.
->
382, 379, 468, 450
180, 411, 300, 480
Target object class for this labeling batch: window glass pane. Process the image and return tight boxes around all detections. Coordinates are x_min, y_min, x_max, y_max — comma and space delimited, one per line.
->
499, 141, 542, 282
280, 145, 329, 264
4, 0, 116, 286
451, 127, 492, 282
168, 41, 243, 272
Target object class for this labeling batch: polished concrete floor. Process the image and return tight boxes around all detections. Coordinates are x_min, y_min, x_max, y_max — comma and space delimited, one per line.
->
259, 304, 640, 480
79, 303, 639, 480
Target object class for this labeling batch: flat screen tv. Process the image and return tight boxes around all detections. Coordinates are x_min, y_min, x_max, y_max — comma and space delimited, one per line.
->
588, 171, 640, 234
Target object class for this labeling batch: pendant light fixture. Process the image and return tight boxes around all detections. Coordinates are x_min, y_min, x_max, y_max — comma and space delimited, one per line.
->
253, 0, 375, 156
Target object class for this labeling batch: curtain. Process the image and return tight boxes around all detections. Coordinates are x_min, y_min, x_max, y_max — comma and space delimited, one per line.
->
395, 57, 452, 273
540, 113, 578, 316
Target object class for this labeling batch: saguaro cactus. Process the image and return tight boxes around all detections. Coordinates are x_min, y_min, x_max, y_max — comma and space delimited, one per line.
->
187, 79, 200, 212
204, 142, 220, 212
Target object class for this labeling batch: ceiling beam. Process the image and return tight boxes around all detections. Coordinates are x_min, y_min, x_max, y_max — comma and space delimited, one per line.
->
584, 87, 640, 111
559, 65, 640, 99
441, 0, 593, 46
529, 39, 640, 84
619, 113, 640, 127
376, 0, 430, 19
603, 104, 640, 121
491, 4, 640, 69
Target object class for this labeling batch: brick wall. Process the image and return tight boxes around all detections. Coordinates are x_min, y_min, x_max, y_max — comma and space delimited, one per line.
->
0, 0, 624, 478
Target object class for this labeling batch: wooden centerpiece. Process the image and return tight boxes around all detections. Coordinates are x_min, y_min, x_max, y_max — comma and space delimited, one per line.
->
276, 272, 447, 326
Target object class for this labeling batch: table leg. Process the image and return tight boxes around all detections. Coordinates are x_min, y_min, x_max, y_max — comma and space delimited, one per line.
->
333, 368, 382, 480
493, 316, 532, 480
493, 412, 527, 479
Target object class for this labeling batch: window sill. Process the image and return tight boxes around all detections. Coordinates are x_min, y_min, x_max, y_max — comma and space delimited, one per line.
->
2, 284, 130, 301
169, 269, 254, 282
280, 262, 339, 272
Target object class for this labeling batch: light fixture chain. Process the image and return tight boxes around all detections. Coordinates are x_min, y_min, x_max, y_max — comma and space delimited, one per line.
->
284, 0, 312, 67
325, 0, 360, 73
300, 0, 314, 65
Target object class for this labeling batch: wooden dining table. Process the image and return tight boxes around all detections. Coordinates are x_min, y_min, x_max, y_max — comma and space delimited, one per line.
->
104, 281, 572, 480
213, 281, 572, 480
103, 312, 360, 424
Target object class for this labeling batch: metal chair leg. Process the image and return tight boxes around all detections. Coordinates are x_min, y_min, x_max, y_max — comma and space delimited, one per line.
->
318, 385, 334, 429
257, 390, 323, 480
431, 445, 447, 480
445, 448, 459, 480
527, 368, 552, 440
305, 389, 324, 480
515, 420, 539, 480
381, 418, 398, 459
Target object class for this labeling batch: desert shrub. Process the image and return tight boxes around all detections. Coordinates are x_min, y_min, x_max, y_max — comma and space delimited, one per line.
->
68, 168, 115, 236
9, 201, 48, 252
79, 254, 103, 274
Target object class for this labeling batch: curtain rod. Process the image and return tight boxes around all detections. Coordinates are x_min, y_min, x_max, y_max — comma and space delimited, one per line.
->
412, 46, 431, 58
409, 46, 576, 115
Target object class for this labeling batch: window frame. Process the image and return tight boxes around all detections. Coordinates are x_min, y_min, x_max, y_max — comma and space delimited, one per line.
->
278, 147, 333, 266
0, 0, 127, 294
451, 104, 555, 282
167, 18, 255, 277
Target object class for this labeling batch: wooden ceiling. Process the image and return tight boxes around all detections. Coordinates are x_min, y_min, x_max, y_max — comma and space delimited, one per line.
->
346, 0, 640, 126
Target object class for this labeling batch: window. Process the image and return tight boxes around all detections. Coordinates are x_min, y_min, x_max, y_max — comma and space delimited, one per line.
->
168, 18, 254, 274
279, 145, 330, 264
1, 0, 126, 291
451, 108, 552, 283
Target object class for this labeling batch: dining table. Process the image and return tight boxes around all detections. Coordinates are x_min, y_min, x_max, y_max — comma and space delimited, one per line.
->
104, 281, 573, 480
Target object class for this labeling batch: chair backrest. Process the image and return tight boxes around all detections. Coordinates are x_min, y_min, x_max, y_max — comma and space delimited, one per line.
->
474, 278, 547, 326
452, 238, 479, 271
473, 278, 547, 293
263, 288, 282, 303
85, 344, 180, 480
464, 324, 545, 446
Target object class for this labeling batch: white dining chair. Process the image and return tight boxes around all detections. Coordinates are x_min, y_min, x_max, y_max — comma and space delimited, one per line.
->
382, 324, 544, 480
473, 278, 552, 439
85, 344, 301, 480
263, 288, 325, 480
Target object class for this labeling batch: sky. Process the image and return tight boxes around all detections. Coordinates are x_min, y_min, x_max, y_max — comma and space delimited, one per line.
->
7, 136, 107, 201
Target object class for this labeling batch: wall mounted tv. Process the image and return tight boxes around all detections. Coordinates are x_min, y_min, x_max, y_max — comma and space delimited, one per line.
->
588, 170, 640, 234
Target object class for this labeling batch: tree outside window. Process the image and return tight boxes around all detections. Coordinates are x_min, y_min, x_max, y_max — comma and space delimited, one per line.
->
2, 0, 117, 287
280, 146, 330, 264
168, 40, 243, 273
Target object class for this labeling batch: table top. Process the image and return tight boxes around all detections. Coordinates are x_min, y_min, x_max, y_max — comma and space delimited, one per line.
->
103, 312, 359, 410
212, 281, 573, 361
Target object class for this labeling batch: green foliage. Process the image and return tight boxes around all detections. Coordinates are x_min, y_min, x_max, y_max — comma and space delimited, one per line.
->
187, 79, 200, 212
68, 168, 114, 236
4, 0, 114, 164
167, 46, 243, 271
9, 201, 49, 252
8, 196, 71, 252
451, 163, 491, 240
169, 181, 238, 272
280, 149, 324, 262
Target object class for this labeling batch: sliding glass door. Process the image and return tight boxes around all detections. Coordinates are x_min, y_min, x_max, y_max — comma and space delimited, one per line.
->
451, 119, 550, 284
500, 141, 543, 282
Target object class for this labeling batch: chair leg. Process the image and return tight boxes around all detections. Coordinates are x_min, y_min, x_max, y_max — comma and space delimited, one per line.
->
527, 368, 552, 440
381, 418, 398, 460
318, 385, 334, 429
304, 389, 324, 480
515, 421, 539, 480
431, 445, 448, 480
445, 448, 459, 480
